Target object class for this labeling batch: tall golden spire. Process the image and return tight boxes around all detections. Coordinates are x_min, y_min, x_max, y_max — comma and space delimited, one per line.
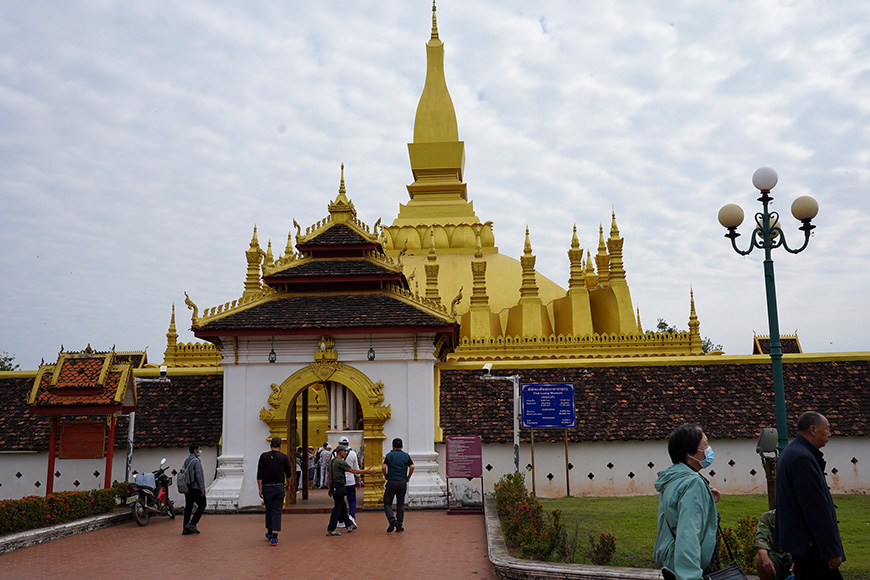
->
163, 303, 178, 365
520, 227, 539, 299
391, 4, 478, 238
470, 225, 489, 306
243, 225, 264, 298
567, 224, 585, 293
688, 288, 702, 354
595, 224, 610, 286
607, 211, 626, 282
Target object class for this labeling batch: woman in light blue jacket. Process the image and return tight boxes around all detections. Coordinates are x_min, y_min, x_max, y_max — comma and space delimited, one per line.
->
654, 424, 720, 580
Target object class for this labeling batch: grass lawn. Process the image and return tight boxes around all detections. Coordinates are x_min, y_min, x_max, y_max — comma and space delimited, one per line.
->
540, 494, 870, 580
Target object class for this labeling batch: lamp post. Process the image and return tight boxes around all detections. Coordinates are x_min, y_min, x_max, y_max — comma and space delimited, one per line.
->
480, 364, 521, 473
718, 167, 819, 453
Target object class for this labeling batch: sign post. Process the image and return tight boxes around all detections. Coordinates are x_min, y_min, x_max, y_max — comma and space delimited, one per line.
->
446, 436, 483, 514
521, 383, 575, 496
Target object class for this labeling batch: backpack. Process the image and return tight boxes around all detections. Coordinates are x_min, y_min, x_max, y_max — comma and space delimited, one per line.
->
177, 459, 194, 494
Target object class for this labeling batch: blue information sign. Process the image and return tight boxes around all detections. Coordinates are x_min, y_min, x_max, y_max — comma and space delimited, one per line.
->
521, 383, 575, 429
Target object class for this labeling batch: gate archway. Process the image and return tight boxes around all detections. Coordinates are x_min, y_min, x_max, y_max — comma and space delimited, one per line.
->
259, 362, 390, 507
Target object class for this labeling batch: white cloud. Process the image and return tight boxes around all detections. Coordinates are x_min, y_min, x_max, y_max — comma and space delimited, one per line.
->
1, 0, 869, 369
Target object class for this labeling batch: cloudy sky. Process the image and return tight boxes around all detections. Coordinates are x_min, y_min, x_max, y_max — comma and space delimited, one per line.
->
2, 1, 868, 370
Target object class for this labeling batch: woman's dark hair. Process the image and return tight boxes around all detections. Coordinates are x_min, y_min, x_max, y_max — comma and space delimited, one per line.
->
667, 424, 704, 464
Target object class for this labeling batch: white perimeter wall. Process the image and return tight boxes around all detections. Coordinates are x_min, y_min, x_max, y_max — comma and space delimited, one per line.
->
0, 446, 217, 502
438, 436, 869, 503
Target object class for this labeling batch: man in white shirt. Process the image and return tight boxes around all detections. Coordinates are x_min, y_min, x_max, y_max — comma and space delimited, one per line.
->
338, 436, 361, 526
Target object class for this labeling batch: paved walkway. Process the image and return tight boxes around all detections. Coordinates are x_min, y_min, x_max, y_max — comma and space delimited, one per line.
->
0, 509, 495, 580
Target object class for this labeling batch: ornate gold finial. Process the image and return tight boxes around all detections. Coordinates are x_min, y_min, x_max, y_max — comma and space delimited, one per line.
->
429, 226, 437, 257
450, 285, 464, 317
397, 238, 408, 268
523, 226, 532, 255
636, 307, 642, 332
610, 210, 620, 239
328, 163, 356, 220
473, 223, 483, 259
431, 0, 439, 40
184, 291, 199, 323
292, 219, 301, 243
339, 163, 346, 196
425, 227, 441, 303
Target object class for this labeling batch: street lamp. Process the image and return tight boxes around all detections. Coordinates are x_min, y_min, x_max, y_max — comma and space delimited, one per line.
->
718, 167, 819, 453
480, 363, 521, 473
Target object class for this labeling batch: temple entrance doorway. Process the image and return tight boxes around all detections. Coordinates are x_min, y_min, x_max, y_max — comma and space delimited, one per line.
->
260, 361, 389, 508
286, 381, 363, 505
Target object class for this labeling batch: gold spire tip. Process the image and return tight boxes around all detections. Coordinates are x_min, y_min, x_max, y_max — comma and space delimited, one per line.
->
431, 0, 439, 40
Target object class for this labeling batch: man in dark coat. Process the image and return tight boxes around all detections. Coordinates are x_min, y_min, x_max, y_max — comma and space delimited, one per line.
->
182, 442, 206, 535
774, 411, 845, 579
257, 436, 294, 546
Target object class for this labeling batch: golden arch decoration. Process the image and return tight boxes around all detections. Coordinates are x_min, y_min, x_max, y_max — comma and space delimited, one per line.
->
259, 362, 390, 507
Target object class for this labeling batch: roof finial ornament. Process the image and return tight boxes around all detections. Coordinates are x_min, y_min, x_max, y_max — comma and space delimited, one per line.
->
339, 163, 346, 196
431, 0, 439, 40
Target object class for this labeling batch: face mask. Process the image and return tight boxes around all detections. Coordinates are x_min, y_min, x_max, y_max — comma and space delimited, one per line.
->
196, 450, 202, 457
698, 445, 714, 468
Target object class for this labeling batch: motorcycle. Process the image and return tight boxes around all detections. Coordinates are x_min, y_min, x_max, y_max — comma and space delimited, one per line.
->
127, 457, 176, 526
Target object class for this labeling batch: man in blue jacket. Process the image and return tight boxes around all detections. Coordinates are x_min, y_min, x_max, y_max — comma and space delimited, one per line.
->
775, 411, 845, 579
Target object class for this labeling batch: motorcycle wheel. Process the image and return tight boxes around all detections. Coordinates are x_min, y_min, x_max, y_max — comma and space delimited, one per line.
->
132, 495, 150, 526
166, 499, 176, 519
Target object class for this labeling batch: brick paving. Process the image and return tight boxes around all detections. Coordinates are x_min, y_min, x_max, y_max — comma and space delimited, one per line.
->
0, 509, 495, 580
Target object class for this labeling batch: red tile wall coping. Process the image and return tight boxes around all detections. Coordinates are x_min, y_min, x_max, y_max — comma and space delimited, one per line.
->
440, 360, 870, 443
0, 374, 223, 451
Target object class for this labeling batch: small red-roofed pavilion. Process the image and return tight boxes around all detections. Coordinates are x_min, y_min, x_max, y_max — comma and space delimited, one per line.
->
27, 346, 138, 495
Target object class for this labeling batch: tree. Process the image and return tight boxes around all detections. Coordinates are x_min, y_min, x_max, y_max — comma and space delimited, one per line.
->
655, 319, 723, 354
0, 351, 20, 371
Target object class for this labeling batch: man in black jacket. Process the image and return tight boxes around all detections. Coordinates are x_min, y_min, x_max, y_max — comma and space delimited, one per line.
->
182, 442, 206, 535
257, 436, 294, 546
774, 411, 845, 579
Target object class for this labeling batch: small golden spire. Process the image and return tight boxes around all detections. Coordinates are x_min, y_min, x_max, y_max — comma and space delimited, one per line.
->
431, 1, 439, 40
523, 226, 532, 255
339, 163, 346, 195
610, 210, 620, 239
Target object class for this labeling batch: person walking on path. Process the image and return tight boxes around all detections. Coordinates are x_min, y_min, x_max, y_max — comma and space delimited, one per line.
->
182, 442, 207, 535
326, 445, 377, 536
338, 435, 361, 526
653, 424, 720, 580
775, 411, 845, 580
257, 436, 294, 547
382, 437, 414, 533
307, 446, 316, 484
317, 443, 332, 488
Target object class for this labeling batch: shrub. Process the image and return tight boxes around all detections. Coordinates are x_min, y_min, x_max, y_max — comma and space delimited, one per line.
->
0, 487, 125, 535
493, 473, 569, 562
587, 532, 618, 566
719, 515, 759, 574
